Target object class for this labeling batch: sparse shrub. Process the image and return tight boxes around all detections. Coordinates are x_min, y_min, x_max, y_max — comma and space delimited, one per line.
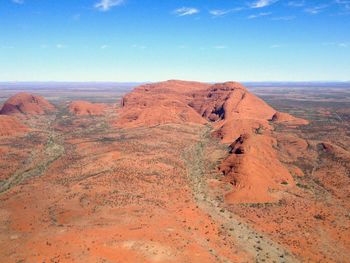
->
314, 214, 325, 220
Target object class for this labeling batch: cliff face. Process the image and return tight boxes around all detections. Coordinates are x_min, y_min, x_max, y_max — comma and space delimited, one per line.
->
0, 93, 56, 115
189, 81, 276, 143
117, 80, 308, 203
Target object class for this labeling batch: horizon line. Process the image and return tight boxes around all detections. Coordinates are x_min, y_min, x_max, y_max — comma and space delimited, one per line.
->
0, 80, 349, 84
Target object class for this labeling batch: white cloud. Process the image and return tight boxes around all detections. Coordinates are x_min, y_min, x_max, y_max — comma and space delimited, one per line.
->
248, 12, 271, 19
335, 0, 350, 4
287, 1, 304, 7
209, 8, 243, 17
271, 15, 295, 20
101, 45, 108, 49
250, 0, 278, 8
12, 0, 24, 4
95, 0, 124, 12
304, 5, 327, 14
210, 9, 231, 16
335, 0, 350, 10
174, 7, 199, 16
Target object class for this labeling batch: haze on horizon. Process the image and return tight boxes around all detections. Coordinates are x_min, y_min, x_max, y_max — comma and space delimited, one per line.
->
0, 0, 349, 82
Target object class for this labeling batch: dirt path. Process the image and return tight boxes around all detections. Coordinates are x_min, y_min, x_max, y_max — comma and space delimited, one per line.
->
183, 127, 300, 263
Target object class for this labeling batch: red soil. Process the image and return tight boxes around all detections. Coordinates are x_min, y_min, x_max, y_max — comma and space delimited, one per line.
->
0, 80, 348, 262
69, 101, 107, 116
0, 93, 55, 115
0, 120, 250, 262
0, 115, 28, 137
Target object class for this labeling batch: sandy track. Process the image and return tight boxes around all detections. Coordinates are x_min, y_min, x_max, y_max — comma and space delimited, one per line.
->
183, 127, 300, 263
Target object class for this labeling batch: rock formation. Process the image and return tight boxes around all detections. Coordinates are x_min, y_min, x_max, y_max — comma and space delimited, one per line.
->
117, 80, 309, 203
69, 100, 107, 116
0, 93, 55, 115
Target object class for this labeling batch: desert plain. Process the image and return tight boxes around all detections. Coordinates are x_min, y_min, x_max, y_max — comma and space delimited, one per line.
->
0, 80, 349, 263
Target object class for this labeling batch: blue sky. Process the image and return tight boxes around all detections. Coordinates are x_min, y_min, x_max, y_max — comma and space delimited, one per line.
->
0, 0, 349, 82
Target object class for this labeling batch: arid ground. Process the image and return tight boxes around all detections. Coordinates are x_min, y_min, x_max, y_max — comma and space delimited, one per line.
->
0, 81, 349, 263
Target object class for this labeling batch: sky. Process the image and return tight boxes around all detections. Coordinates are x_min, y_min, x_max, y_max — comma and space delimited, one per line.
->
0, 0, 350, 82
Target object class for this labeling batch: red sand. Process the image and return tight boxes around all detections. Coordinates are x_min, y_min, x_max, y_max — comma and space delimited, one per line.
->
1, 81, 348, 262
0, 115, 28, 137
